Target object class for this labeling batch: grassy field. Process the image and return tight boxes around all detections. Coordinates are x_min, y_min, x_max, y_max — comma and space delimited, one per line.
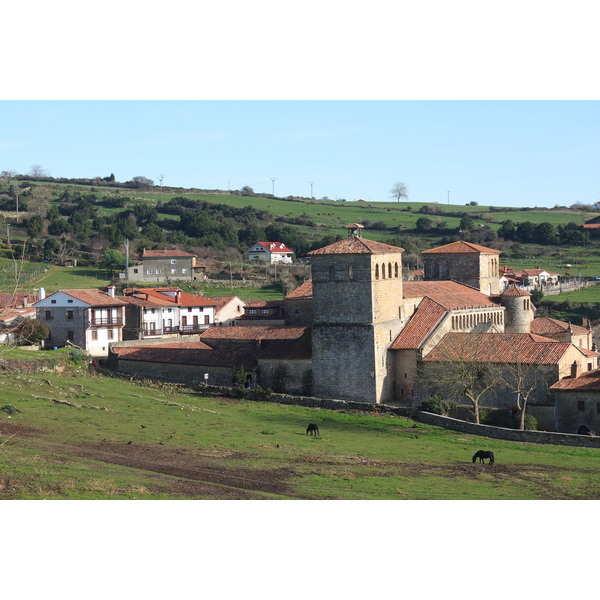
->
1, 355, 598, 500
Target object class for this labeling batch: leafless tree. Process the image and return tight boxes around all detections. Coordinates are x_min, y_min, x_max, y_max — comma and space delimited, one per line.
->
422, 334, 503, 424
28, 164, 49, 177
500, 357, 554, 430
390, 181, 409, 202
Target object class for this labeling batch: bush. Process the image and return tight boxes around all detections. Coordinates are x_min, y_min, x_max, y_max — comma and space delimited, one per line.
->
68, 349, 88, 367
420, 394, 456, 416
0, 404, 21, 415
522, 413, 538, 431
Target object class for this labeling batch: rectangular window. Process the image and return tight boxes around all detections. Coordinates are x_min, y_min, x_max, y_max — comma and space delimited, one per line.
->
67, 331, 74, 341
146, 269, 152, 275
45, 310, 52, 320
261, 309, 269, 315
188, 308, 192, 312
156, 269, 161, 274
181, 268, 187, 274
66, 310, 74, 320
171, 269, 176, 275
68, 299, 73, 304
578, 400, 585, 411
51, 299, 56, 304
107, 329, 114, 340
133, 268, 139, 274
204, 315, 210, 325
91, 330, 98, 341
249, 309, 257, 315
167, 308, 172, 313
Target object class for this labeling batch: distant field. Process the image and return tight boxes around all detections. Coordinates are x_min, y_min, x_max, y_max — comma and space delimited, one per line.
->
29, 266, 112, 293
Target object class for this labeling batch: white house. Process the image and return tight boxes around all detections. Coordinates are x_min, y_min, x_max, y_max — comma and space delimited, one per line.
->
34, 286, 127, 357
244, 242, 293, 264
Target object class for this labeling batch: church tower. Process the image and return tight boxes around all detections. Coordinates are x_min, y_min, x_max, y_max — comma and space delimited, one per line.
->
500, 284, 534, 333
307, 224, 405, 404
421, 240, 501, 295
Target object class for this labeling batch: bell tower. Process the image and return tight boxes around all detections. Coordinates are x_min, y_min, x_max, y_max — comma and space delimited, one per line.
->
308, 225, 405, 404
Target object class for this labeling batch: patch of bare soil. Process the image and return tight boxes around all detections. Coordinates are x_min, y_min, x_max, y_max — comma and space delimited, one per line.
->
68, 441, 303, 499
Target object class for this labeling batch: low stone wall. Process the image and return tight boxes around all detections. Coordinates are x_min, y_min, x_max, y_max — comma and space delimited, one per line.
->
417, 412, 600, 448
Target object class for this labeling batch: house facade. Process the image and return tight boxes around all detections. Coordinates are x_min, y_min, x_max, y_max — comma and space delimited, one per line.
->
123, 249, 207, 283
34, 286, 126, 357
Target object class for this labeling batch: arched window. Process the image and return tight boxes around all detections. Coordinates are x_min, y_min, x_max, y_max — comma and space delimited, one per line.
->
348, 264, 354, 280
388, 263, 392, 279
381, 263, 386, 279
395, 262, 399, 278
375, 264, 379, 280
329, 265, 335, 280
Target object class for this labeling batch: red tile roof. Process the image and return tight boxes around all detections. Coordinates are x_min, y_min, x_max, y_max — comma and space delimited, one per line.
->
253, 242, 293, 253
422, 332, 576, 365
391, 298, 447, 349
550, 369, 600, 391
60, 289, 127, 307
308, 237, 404, 256
285, 280, 313, 300
531, 317, 590, 336
501, 285, 531, 297
207, 296, 245, 312
142, 249, 197, 258
421, 241, 501, 255
404, 281, 499, 309
113, 343, 258, 369
201, 326, 307, 342
513, 269, 559, 277
130, 288, 217, 308
0, 292, 39, 308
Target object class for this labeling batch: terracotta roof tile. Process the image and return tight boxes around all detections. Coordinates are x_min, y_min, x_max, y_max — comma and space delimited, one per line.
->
308, 237, 404, 256
201, 326, 307, 342
423, 332, 575, 365
500, 285, 531, 297
142, 249, 197, 258
60, 289, 127, 307
403, 281, 499, 309
531, 317, 590, 336
285, 280, 313, 300
421, 241, 501, 255
254, 242, 293, 253
550, 369, 600, 391
391, 298, 447, 349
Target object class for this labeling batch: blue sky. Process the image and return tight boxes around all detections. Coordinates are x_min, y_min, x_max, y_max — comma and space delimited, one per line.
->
1, 100, 599, 208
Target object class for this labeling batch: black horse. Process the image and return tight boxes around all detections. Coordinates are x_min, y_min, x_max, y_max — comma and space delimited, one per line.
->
472, 450, 495, 464
306, 423, 320, 436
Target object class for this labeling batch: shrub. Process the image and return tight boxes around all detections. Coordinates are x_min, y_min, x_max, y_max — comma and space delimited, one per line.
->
420, 394, 456, 416
68, 349, 88, 367
0, 404, 21, 415
522, 413, 538, 431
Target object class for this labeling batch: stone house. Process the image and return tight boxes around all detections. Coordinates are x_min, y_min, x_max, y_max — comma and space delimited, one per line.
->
34, 286, 126, 357
244, 242, 293, 264
284, 280, 313, 327
123, 249, 207, 283
550, 368, 600, 434
236, 300, 285, 326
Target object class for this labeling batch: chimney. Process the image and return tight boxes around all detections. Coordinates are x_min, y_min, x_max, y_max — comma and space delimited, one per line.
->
39, 287, 46, 300
107, 285, 116, 298
176, 291, 181, 304
571, 361, 581, 378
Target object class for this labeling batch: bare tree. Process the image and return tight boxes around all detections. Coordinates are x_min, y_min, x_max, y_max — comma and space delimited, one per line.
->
1, 169, 18, 181
390, 181, 409, 202
28, 164, 49, 177
501, 357, 553, 430
421, 334, 503, 424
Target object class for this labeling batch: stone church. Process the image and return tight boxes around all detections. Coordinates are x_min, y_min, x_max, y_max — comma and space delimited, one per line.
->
111, 224, 598, 424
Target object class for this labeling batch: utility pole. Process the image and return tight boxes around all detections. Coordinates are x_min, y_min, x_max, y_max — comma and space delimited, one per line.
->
158, 174, 164, 203
124, 239, 130, 288
447, 190, 450, 205
16, 187, 19, 223
271, 178, 276, 197
309, 181, 315, 199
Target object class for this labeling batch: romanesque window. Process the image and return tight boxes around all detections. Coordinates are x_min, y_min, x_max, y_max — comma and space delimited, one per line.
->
395, 263, 399, 278
375, 264, 380, 280
381, 263, 386, 279
329, 265, 335, 280
388, 263, 392, 279
348, 264, 354, 280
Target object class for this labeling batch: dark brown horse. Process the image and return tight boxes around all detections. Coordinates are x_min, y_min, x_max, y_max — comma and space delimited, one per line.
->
472, 450, 494, 464
306, 423, 320, 436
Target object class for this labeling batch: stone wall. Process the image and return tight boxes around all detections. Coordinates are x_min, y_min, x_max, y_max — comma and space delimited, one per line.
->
417, 411, 600, 448
554, 389, 600, 435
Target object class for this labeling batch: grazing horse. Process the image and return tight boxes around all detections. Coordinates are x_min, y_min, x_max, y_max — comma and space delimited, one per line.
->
472, 450, 495, 464
306, 423, 320, 436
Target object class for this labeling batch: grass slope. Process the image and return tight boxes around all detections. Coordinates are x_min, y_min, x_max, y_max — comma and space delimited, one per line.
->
1, 361, 598, 500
